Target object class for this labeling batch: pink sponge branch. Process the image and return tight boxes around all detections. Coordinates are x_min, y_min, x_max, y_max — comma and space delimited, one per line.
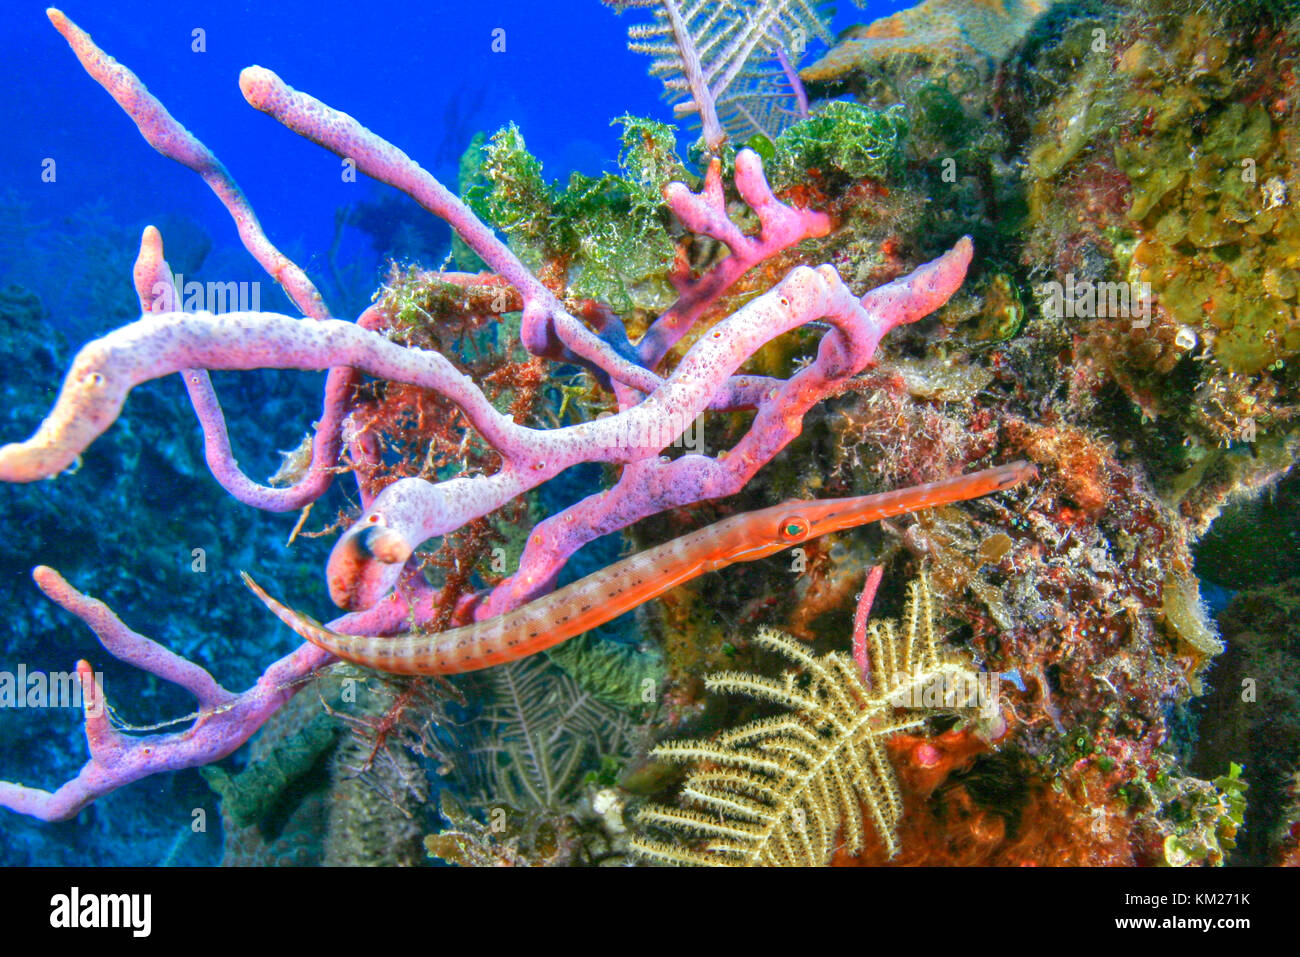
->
49, 8, 358, 513
131, 226, 347, 512
0, 234, 970, 612
476, 242, 973, 617
31, 567, 233, 709
238, 65, 537, 317
0, 229, 970, 819
852, 564, 886, 683
0, 232, 970, 603
0, 312, 520, 483
1, 8, 979, 823
239, 65, 664, 396
0, 567, 334, 822
48, 9, 327, 321
638, 151, 831, 370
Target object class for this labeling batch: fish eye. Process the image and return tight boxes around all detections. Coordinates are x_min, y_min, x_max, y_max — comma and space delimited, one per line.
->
779, 516, 810, 541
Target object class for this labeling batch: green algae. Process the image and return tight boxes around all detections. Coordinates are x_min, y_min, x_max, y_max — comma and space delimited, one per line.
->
1015, 0, 1300, 481
546, 632, 666, 712
1161, 763, 1248, 866
200, 712, 340, 829
457, 117, 683, 315
767, 100, 908, 190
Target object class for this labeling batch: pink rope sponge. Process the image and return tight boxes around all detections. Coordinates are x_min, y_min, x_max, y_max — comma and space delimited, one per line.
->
0, 9, 972, 821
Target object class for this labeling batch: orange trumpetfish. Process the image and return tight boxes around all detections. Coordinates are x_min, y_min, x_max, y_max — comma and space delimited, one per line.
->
243, 461, 1036, 675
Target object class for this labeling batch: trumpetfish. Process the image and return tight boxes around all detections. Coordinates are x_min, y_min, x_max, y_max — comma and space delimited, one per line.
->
243, 461, 1036, 675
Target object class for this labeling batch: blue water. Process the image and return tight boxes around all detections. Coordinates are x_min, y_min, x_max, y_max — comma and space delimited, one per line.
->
1, 1, 884, 333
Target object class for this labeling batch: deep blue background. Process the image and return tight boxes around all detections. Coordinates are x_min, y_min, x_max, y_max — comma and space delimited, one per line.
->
2, 0, 893, 328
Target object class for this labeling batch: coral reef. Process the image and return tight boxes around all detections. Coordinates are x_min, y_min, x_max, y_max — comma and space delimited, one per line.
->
1011, 0, 1300, 516
4, 0, 1299, 868
613, 0, 1300, 869
803, 0, 1062, 89
1192, 579, 1300, 865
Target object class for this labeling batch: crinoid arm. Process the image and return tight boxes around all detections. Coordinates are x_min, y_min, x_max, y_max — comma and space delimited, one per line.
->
631, 572, 972, 865
631, 627, 926, 865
